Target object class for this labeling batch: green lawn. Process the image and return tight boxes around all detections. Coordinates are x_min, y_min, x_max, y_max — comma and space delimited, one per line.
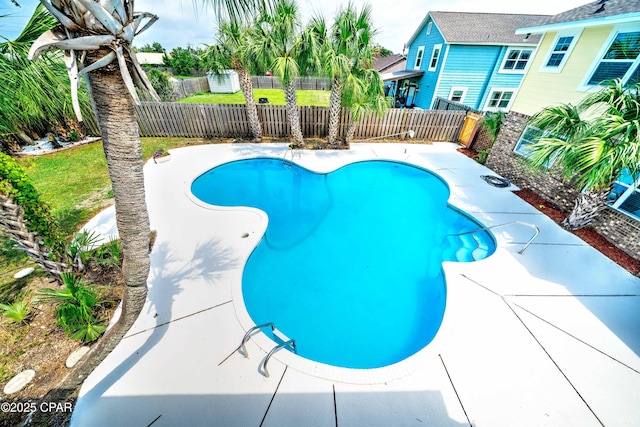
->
179, 88, 331, 106
17, 137, 191, 236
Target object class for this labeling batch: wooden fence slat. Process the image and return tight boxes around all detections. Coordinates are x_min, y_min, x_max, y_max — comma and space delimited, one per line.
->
134, 102, 468, 141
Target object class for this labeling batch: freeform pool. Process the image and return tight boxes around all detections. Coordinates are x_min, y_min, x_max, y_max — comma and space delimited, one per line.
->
191, 158, 495, 369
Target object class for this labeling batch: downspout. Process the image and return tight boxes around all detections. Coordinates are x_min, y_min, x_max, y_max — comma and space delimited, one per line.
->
476, 46, 506, 110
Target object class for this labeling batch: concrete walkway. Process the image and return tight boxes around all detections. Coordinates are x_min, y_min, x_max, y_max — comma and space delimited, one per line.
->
72, 143, 640, 427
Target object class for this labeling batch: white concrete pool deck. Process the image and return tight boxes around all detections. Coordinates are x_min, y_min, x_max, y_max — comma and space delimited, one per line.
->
72, 143, 640, 427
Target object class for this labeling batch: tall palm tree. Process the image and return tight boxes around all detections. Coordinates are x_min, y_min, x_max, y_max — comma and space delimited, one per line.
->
527, 79, 640, 230
203, 19, 262, 141
251, 0, 320, 147
311, 3, 377, 147
26, 0, 270, 412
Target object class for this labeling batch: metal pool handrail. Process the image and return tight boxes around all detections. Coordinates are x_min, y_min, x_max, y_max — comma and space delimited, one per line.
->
261, 339, 296, 378
239, 323, 274, 358
448, 221, 540, 254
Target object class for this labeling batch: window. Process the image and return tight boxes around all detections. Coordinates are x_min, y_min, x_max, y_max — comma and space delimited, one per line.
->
541, 33, 579, 72
500, 48, 533, 73
427, 22, 432, 35
586, 30, 640, 86
485, 89, 514, 111
608, 170, 640, 221
514, 126, 561, 167
448, 87, 467, 103
414, 46, 425, 70
428, 44, 442, 71
514, 126, 543, 158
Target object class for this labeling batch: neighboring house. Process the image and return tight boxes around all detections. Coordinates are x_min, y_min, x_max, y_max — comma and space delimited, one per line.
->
374, 54, 407, 97
373, 54, 406, 74
387, 11, 548, 110
486, 0, 640, 259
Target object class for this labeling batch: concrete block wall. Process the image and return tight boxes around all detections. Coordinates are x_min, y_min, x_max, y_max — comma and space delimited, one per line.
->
485, 111, 640, 261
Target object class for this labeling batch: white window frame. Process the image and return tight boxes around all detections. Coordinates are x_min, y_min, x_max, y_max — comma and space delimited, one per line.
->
608, 171, 640, 221
513, 125, 559, 168
414, 46, 425, 70
540, 30, 582, 73
427, 22, 433, 35
484, 88, 516, 112
580, 23, 640, 90
448, 87, 468, 103
499, 47, 534, 74
428, 44, 442, 72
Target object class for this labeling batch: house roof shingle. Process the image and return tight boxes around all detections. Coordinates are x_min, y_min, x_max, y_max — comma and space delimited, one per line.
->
408, 12, 549, 46
535, 0, 640, 27
373, 54, 406, 72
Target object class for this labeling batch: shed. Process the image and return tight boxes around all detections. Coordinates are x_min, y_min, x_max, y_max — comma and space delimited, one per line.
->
207, 70, 241, 93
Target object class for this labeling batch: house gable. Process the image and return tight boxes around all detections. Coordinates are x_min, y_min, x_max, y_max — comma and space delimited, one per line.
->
403, 11, 547, 110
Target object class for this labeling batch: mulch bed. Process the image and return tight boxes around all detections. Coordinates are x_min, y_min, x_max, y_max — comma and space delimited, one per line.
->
514, 188, 640, 276
455, 148, 639, 275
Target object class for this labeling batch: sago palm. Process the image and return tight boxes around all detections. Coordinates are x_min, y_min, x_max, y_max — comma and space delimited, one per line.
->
527, 79, 640, 230
251, 0, 320, 147
203, 19, 262, 141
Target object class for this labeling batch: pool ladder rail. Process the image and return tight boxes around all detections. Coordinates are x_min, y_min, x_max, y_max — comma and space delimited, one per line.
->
239, 323, 296, 378
448, 221, 540, 255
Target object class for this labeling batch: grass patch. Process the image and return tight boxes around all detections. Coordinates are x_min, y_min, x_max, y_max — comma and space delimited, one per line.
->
16, 137, 195, 237
179, 88, 331, 106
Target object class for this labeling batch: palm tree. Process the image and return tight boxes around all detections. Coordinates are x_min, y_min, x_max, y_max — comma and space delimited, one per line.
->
251, 0, 320, 147
203, 19, 262, 141
26, 0, 270, 412
527, 79, 640, 230
311, 3, 378, 147
343, 68, 389, 144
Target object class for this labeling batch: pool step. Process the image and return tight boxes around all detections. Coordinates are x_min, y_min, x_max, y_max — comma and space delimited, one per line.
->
444, 231, 491, 263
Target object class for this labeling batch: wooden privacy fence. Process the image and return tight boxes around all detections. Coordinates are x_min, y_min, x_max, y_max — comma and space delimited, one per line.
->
251, 76, 330, 90
170, 77, 209, 100
135, 102, 467, 142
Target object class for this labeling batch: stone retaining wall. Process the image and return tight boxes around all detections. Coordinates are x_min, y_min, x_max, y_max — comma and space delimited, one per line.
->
485, 111, 640, 261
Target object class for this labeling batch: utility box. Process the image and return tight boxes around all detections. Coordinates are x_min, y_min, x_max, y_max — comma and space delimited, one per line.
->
458, 112, 484, 148
207, 70, 240, 93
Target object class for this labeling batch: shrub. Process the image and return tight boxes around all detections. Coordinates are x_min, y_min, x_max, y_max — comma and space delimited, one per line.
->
146, 69, 173, 102
36, 272, 106, 343
0, 299, 31, 324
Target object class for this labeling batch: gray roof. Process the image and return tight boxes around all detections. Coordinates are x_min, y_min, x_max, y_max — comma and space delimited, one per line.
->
428, 12, 549, 45
373, 54, 406, 72
535, 0, 640, 27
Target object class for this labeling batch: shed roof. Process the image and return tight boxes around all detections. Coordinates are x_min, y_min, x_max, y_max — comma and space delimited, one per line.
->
407, 12, 549, 46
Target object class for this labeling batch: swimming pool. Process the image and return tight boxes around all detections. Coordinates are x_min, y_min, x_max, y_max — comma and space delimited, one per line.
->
191, 158, 495, 369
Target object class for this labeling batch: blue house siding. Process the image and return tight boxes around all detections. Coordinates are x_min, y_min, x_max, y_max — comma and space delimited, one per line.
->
405, 17, 445, 108
433, 45, 503, 109
477, 46, 531, 110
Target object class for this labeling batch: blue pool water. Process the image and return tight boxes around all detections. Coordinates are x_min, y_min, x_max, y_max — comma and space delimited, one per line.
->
191, 158, 495, 369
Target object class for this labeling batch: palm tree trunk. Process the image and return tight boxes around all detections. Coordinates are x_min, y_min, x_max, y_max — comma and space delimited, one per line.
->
285, 82, 304, 147
35, 53, 150, 415
237, 67, 262, 142
562, 188, 610, 230
345, 119, 357, 146
327, 76, 343, 146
